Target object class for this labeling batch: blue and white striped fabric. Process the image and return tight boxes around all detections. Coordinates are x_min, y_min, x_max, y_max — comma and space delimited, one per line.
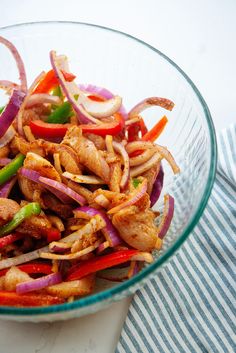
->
116, 125, 236, 353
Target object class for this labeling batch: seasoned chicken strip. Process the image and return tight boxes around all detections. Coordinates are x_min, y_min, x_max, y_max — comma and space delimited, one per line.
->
112, 206, 157, 251
63, 126, 110, 182
0, 198, 20, 226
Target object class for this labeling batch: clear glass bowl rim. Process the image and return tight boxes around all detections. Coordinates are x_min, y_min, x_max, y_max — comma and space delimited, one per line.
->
0, 20, 217, 316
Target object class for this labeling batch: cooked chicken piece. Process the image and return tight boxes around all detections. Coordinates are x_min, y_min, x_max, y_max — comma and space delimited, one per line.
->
0, 145, 10, 158
57, 145, 82, 175
18, 175, 44, 204
0, 198, 20, 226
109, 162, 122, 193
42, 193, 73, 219
63, 126, 110, 183
10, 135, 45, 156
91, 189, 127, 208
112, 206, 157, 251
18, 152, 61, 204
3, 266, 31, 291
142, 162, 160, 195
84, 133, 106, 150
17, 214, 52, 239
46, 275, 95, 298
23, 152, 61, 181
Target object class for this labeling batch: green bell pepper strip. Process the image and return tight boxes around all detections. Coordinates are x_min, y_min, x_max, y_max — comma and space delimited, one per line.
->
52, 85, 63, 98
46, 101, 73, 124
0, 106, 5, 114
0, 154, 25, 186
132, 178, 142, 188
0, 202, 41, 237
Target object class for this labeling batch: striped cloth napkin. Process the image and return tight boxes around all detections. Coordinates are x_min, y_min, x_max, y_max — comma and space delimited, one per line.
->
116, 125, 236, 353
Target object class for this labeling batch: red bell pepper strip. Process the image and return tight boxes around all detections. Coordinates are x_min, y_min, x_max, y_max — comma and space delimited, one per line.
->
0, 291, 64, 306
142, 115, 168, 142
30, 112, 124, 138
30, 120, 70, 139
44, 228, 61, 243
33, 69, 76, 94
0, 263, 52, 277
67, 249, 138, 281
0, 233, 24, 249
139, 118, 148, 136
80, 113, 124, 136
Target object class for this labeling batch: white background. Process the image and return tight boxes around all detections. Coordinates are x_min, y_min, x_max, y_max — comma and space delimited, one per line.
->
0, 1, 235, 352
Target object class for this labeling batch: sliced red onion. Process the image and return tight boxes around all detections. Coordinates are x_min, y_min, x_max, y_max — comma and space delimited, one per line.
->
62, 172, 105, 185
108, 178, 147, 214
78, 83, 128, 119
0, 89, 25, 139
0, 158, 12, 166
16, 272, 62, 294
155, 144, 180, 174
49, 242, 71, 253
17, 71, 45, 136
150, 164, 164, 207
20, 168, 86, 205
0, 245, 49, 270
74, 206, 122, 247
39, 176, 86, 206
50, 51, 100, 125
128, 97, 174, 118
0, 126, 16, 148
157, 194, 174, 239
0, 176, 17, 198
81, 95, 122, 119
130, 152, 161, 178
0, 80, 20, 94
127, 261, 139, 278
112, 141, 130, 189
131, 252, 153, 263
96, 240, 110, 254
26, 93, 61, 108
126, 141, 154, 154
0, 36, 27, 92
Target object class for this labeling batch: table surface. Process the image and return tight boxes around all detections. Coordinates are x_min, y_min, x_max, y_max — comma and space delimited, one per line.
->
0, 1, 235, 352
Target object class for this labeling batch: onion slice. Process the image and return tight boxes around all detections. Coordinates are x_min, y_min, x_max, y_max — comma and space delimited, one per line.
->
50, 51, 122, 122
0, 89, 25, 139
39, 176, 86, 206
131, 252, 153, 263
129, 97, 174, 118
108, 178, 147, 214
130, 152, 161, 177
74, 206, 122, 247
157, 194, 174, 239
112, 141, 130, 189
0, 245, 49, 270
0, 126, 16, 148
0, 176, 17, 198
62, 172, 106, 185
0, 36, 27, 92
0, 80, 20, 94
0, 158, 12, 166
150, 164, 164, 207
20, 168, 86, 205
78, 83, 127, 119
50, 51, 100, 124
17, 71, 45, 136
16, 272, 62, 294
155, 144, 180, 174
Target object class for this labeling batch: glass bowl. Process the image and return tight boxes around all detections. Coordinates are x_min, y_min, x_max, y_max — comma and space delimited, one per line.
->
0, 21, 217, 322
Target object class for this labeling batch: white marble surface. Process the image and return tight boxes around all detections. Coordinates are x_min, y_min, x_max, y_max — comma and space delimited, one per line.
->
0, 1, 235, 352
